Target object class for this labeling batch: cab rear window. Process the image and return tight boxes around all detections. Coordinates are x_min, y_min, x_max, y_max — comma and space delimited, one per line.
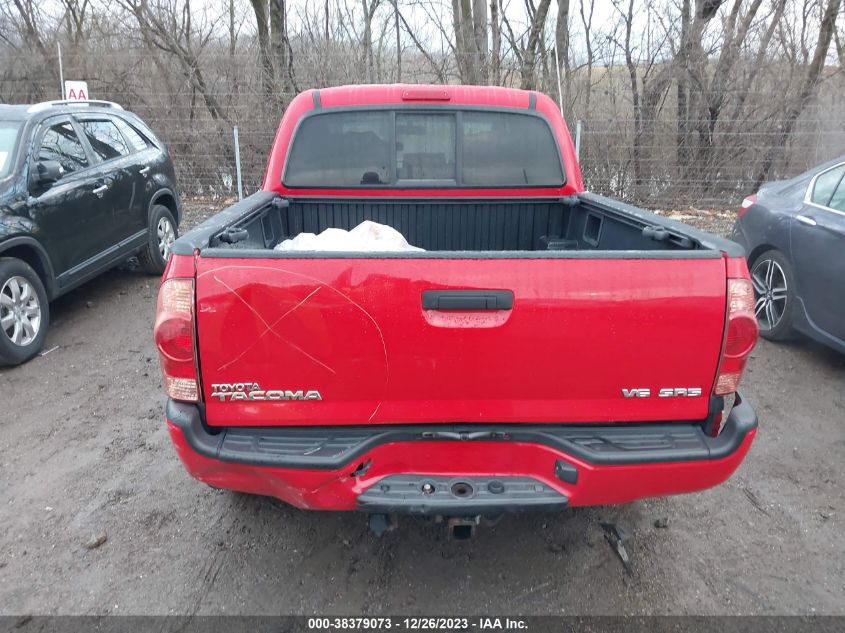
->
462, 112, 564, 185
283, 110, 564, 188
285, 111, 391, 186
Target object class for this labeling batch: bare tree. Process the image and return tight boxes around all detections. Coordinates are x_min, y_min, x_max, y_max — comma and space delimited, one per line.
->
396, 5, 447, 83
361, 0, 381, 82
452, 0, 488, 84
754, 0, 842, 186
270, 0, 296, 95
686, 0, 767, 179
61, 0, 91, 47
675, 0, 724, 178
2, 0, 842, 206
614, 0, 674, 187
249, 0, 274, 95
577, 0, 596, 117
555, 0, 570, 110
6, 0, 56, 77
119, 0, 230, 123
392, 0, 401, 81
228, 0, 236, 58
518, 0, 552, 90
489, 0, 501, 85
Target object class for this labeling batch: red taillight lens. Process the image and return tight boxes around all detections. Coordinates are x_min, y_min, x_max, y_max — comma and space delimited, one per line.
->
714, 278, 758, 396
737, 194, 757, 217
154, 278, 199, 402
724, 316, 758, 358
156, 317, 194, 362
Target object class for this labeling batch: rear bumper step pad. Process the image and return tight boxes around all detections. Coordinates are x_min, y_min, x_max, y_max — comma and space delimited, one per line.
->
166, 392, 757, 470
357, 475, 568, 515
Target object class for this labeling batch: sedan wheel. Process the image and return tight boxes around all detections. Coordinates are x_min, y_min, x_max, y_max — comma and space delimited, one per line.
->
751, 257, 789, 332
0, 275, 42, 347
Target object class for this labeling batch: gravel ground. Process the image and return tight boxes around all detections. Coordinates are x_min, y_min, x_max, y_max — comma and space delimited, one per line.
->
0, 205, 842, 616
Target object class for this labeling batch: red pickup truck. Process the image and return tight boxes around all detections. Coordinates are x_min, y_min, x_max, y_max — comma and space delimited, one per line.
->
155, 85, 758, 534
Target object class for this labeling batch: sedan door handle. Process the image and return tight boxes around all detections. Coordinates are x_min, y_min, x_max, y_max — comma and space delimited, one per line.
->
139, 166, 151, 176
796, 214, 817, 226
93, 184, 109, 197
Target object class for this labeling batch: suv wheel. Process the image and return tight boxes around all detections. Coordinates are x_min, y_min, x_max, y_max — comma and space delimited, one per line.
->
0, 258, 50, 366
139, 205, 178, 275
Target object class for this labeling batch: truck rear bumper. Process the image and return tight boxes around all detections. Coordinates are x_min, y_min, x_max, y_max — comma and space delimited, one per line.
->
165, 394, 757, 513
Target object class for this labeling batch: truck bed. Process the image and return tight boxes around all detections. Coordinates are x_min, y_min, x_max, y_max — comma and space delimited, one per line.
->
179, 191, 739, 257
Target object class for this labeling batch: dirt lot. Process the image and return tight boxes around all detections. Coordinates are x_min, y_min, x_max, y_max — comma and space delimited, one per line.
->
0, 206, 843, 616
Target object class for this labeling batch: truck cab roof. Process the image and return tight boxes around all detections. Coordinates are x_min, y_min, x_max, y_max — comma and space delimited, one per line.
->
304, 83, 549, 109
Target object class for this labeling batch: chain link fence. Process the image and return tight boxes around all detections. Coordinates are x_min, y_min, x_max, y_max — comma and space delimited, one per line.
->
4, 49, 844, 211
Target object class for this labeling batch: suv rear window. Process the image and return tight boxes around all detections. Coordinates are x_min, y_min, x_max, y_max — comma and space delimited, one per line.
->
114, 118, 151, 152
283, 110, 564, 188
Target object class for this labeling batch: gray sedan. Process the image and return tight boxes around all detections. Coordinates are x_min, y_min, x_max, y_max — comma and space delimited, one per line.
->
731, 157, 845, 354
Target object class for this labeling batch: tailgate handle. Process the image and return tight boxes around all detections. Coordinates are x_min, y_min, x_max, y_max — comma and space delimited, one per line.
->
422, 290, 513, 311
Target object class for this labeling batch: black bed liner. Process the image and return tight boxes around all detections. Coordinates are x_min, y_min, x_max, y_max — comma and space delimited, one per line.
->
170, 191, 745, 258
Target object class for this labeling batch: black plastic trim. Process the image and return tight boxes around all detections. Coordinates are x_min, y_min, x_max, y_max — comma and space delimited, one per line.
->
200, 247, 720, 260
0, 235, 57, 298
579, 192, 745, 257
169, 191, 280, 256
357, 474, 567, 515
422, 289, 513, 310
554, 460, 578, 484
150, 187, 183, 226
172, 192, 733, 259
166, 391, 757, 470
55, 229, 147, 294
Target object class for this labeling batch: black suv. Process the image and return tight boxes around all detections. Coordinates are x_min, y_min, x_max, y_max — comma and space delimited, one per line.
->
0, 100, 181, 365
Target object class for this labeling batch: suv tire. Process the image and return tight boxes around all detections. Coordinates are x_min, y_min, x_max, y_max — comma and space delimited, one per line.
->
139, 205, 178, 275
0, 258, 50, 366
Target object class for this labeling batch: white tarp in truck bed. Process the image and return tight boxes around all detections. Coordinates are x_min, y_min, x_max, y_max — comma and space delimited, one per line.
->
275, 220, 424, 252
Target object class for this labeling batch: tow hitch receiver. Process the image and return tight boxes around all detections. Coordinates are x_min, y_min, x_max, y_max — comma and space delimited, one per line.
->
447, 516, 479, 540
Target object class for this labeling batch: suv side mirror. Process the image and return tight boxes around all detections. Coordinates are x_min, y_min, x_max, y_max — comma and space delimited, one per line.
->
32, 160, 63, 187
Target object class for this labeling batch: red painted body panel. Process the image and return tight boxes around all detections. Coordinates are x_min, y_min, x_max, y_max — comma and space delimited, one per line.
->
167, 421, 756, 510
195, 256, 727, 427
261, 85, 584, 198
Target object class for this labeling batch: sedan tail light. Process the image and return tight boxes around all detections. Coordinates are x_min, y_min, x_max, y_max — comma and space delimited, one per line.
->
737, 194, 757, 217
154, 277, 200, 402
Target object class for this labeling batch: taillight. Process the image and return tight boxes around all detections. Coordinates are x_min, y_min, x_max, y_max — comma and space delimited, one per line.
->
714, 277, 758, 396
737, 194, 757, 217
154, 278, 200, 402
